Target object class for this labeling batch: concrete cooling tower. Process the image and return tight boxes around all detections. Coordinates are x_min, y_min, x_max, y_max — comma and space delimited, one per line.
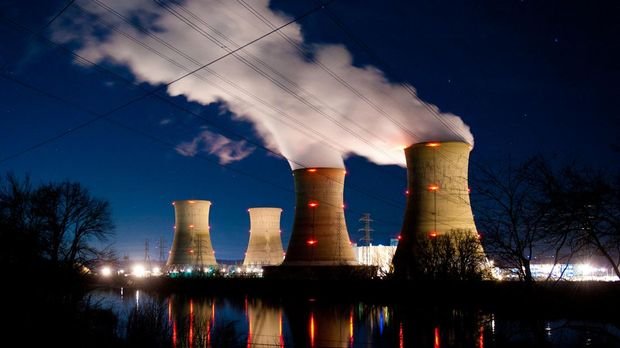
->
243, 207, 284, 266
282, 168, 357, 266
166, 200, 217, 271
392, 141, 484, 277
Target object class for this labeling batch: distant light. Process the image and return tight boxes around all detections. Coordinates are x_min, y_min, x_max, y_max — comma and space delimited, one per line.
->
429, 232, 438, 238
132, 264, 146, 277
426, 142, 441, 147
308, 201, 319, 208
101, 266, 112, 277
188, 200, 195, 204
428, 184, 439, 191
307, 168, 317, 172
152, 267, 161, 275
468, 187, 472, 193
397, 235, 402, 240
307, 239, 317, 245
405, 190, 409, 195
342, 204, 346, 208
189, 249, 194, 253
189, 224, 194, 228
172, 202, 175, 205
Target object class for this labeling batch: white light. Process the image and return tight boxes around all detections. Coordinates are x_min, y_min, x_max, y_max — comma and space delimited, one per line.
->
101, 266, 112, 277
152, 267, 161, 275
132, 264, 146, 277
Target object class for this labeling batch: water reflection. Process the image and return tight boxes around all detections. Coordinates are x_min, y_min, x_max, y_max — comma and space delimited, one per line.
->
93, 289, 619, 347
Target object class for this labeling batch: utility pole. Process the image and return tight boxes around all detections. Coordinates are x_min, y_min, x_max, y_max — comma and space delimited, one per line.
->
359, 213, 374, 265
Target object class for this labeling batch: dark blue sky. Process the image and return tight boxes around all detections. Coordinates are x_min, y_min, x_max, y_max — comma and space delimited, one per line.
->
1, 0, 618, 260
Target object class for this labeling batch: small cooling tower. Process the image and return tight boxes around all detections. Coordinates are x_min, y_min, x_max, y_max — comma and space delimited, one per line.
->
392, 141, 483, 277
243, 207, 284, 266
282, 168, 357, 266
166, 200, 217, 270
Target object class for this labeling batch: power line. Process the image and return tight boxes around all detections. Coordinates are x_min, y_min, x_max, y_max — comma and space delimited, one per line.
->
0, 3, 408, 210
0, 0, 331, 164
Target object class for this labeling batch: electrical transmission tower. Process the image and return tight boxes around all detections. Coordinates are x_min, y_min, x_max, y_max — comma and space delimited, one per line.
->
144, 239, 151, 266
358, 213, 374, 265
158, 237, 165, 263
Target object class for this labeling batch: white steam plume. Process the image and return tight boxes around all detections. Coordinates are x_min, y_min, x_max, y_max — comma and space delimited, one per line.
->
52, 0, 473, 169
175, 129, 255, 165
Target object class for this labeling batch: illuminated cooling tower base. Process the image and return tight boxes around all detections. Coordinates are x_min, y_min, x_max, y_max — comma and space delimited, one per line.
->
392, 141, 486, 279
243, 207, 284, 266
265, 168, 374, 279
166, 200, 217, 272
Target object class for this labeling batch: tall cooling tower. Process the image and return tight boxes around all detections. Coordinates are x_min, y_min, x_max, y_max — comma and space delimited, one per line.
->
283, 168, 357, 266
392, 141, 482, 277
243, 207, 284, 266
166, 200, 217, 270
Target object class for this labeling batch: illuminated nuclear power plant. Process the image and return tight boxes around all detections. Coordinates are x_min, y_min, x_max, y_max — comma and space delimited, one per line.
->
166, 200, 217, 271
282, 168, 357, 266
243, 207, 285, 266
392, 141, 484, 277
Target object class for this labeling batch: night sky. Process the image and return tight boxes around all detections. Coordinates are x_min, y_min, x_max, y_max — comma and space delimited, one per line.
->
1, 0, 618, 260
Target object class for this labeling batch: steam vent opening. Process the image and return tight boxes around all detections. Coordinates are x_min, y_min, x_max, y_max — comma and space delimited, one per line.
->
243, 207, 285, 266
166, 200, 217, 271
282, 168, 357, 266
392, 141, 486, 279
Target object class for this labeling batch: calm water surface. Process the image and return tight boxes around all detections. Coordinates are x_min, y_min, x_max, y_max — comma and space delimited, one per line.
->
92, 288, 620, 347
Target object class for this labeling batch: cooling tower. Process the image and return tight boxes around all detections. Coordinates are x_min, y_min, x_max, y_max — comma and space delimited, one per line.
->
243, 207, 284, 266
283, 168, 357, 266
392, 141, 483, 277
166, 200, 217, 270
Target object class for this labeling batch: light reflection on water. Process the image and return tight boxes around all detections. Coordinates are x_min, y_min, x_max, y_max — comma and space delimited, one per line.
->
91, 289, 619, 347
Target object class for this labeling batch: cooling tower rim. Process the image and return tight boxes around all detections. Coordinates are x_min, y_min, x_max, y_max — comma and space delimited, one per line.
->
406, 141, 473, 151
247, 207, 283, 212
172, 199, 212, 206
292, 167, 346, 174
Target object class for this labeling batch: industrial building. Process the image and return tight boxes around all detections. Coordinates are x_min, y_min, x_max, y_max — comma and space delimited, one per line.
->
282, 168, 357, 266
166, 200, 217, 272
243, 207, 284, 266
392, 141, 485, 278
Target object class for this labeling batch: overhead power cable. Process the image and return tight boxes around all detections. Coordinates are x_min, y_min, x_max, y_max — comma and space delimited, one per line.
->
0, 0, 332, 164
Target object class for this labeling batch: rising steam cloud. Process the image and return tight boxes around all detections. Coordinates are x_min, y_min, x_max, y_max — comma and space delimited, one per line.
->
52, 0, 473, 169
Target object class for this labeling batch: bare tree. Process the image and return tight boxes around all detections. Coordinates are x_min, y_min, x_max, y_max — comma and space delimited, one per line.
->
472, 157, 557, 282
32, 181, 114, 268
544, 167, 620, 279
412, 231, 491, 281
1, 173, 114, 270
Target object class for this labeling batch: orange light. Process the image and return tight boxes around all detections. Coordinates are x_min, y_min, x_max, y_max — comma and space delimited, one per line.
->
310, 313, 315, 347
307, 239, 317, 245
342, 204, 346, 208
426, 142, 441, 147
434, 327, 440, 348
189, 224, 194, 228
429, 232, 438, 238
189, 249, 194, 253
399, 322, 404, 348
349, 309, 354, 344
188, 200, 195, 204
307, 168, 317, 172
428, 184, 439, 191
308, 201, 319, 208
